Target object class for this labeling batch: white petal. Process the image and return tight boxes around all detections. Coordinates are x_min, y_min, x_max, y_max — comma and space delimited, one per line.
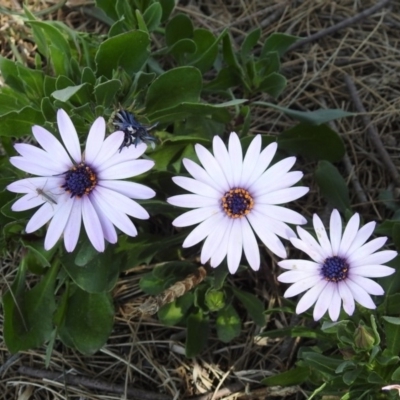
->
329, 209, 342, 256
91, 192, 118, 243
10, 157, 63, 176
98, 141, 147, 171
245, 142, 277, 188
226, 220, 243, 274
313, 213, 332, 254
168, 194, 217, 208
195, 143, 230, 192
277, 270, 317, 283
351, 250, 397, 268
251, 208, 296, 239
171, 176, 221, 198
338, 281, 355, 316
210, 219, 233, 268
84, 117, 106, 164
7, 177, 64, 194
63, 198, 82, 252
313, 282, 334, 321
98, 180, 155, 200
278, 259, 320, 271
240, 135, 261, 186
251, 204, 306, 225
213, 135, 233, 186
44, 198, 74, 250
328, 286, 342, 321
345, 279, 376, 309
57, 109, 81, 163
256, 171, 303, 196
82, 196, 104, 252
12, 193, 45, 211
347, 237, 387, 264
241, 217, 260, 271
256, 186, 309, 205
338, 213, 361, 255
349, 265, 395, 278
296, 280, 328, 314
92, 130, 125, 166
200, 214, 227, 264
350, 276, 384, 295
283, 275, 323, 297
182, 158, 221, 192
247, 213, 287, 258
32, 125, 72, 169
182, 214, 222, 247
228, 132, 243, 187
173, 206, 221, 227
345, 221, 376, 257
98, 159, 154, 180
296, 226, 327, 260
25, 203, 55, 233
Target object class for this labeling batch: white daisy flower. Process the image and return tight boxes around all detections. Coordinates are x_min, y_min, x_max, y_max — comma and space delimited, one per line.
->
7, 109, 155, 252
277, 209, 397, 321
167, 132, 309, 274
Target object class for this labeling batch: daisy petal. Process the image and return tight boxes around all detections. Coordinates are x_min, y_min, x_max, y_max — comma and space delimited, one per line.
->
25, 203, 55, 233
210, 219, 233, 268
57, 109, 81, 163
240, 135, 261, 186
313, 282, 334, 321
82, 196, 104, 252
350, 265, 395, 278
338, 213, 360, 255
256, 186, 309, 205
278, 259, 320, 271
245, 142, 277, 188
338, 281, 355, 316
168, 194, 217, 208
345, 221, 376, 257
200, 214, 227, 264
296, 280, 328, 315
171, 177, 221, 198
85, 117, 106, 164
350, 276, 384, 295
330, 209, 342, 255
253, 204, 306, 225
348, 237, 387, 264
213, 135, 234, 186
228, 132, 243, 187
98, 159, 154, 180
352, 250, 397, 268
172, 206, 221, 227
227, 220, 243, 274
277, 270, 317, 283
296, 226, 327, 260
328, 286, 342, 321
241, 217, 260, 271
345, 279, 376, 309
91, 193, 118, 243
283, 275, 323, 297
63, 198, 82, 252
98, 180, 155, 200
182, 214, 221, 247
92, 130, 125, 166
313, 213, 332, 254
182, 158, 221, 192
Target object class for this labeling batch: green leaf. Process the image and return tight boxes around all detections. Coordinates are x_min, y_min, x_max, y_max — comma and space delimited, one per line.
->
383, 317, 400, 356
231, 287, 265, 326
165, 14, 193, 46
51, 84, 90, 102
255, 102, 354, 125
3, 262, 58, 353
258, 72, 286, 98
0, 88, 30, 116
158, 293, 194, 326
17, 65, 45, 99
94, 80, 122, 107
62, 246, 121, 293
0, 57, 25, 92
160, 0, 175, 22
278, 123, 345, 162
204, 67, 239, 92
262, 367, 309, 386
0, 107, 45, 137
95, 31, 150, 78
241, 28, 261, 59
315, 161, 351, 213
58, 287, 114, 355
186, 308, 209, 357
222, 35, 241, 71
145, 67, 202, 114
391, 366, 400, 381
261, 33, 299, 58
143, 2, 162, 32
216, 304, 241, 343
95, 0, 119, 21
299, 352, 343, 375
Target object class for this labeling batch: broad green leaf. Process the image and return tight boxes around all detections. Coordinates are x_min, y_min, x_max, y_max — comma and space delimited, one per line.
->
216, 304, 241, 343
51, 84, 90, 103
315, 161, 351, 213
186, 308, 209, 357
58, 287, 114, 355
74, 239, 99, 266
3, 262, 58, 353
299, 352, 343, 375
256, 52, 280, 77
145, 67, 202, 114
231, 287, 265, 326
278, 123, 345, 162
241, 28, 261, 59
379, 256, 400, 298
95, 0, 119, 21
167, 39, 197, 60
255, 102, 354, 125
135, 10, 148, 32
94, 80, 122, 107
48, 44, 69, 76
261, 33, 299, 58
258, 72, 286, 98
62, 246, 121, 293
261, 326, 328, 340
17, 65, 45, 99
143, 2, 162, 32
95, 31, 150, 78
222, 35, 241, 71
160, 0, 175, 22
158, 293, 194, 326
24, 7, 48, 57
392, 366, 400, 380
81, 67, 96, 86
262, 367, 309, 386
165, 14, 193, 46
0, 107, 45, 137
203, 67, 239, 92
0, 57, 25, 93
0, 89, 30, 116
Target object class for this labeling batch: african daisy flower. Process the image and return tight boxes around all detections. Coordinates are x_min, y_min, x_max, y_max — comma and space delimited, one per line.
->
278, 209, 397, 321
167, 132, 309, 274
7, 109, 155, 252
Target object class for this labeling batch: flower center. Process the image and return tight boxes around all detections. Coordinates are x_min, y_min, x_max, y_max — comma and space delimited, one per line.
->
321, 256, 349, 282
221, 188, 254, 219
61, 163, 97, 198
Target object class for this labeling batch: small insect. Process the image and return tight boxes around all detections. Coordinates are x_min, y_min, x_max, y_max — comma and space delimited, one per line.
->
23, 179, 60, 207
112, 110, 158, 152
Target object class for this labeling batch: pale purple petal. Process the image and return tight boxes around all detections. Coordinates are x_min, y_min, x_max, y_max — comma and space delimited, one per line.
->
212, 135, 233, 186
349, 265, 395, 278
328, 286, 341, 321
245, 142, 277, 188
92, 131, 125, 166
182, 214, 222, 247
182, 158, 221, 192
241, 217, 260, 271
57, 109, 81, 163
82, 196, 104, 252
7, 177, 64, 194
256, 171, 303, 195
210, 219, 233, 267
338, 281, 355, 316
313, 282, 334, 320
98, 159, 154, 180
200, 214, 227, 264
278, 259, 320, 272
345, 221, 376, 257
313, 213, 333, 254
168, 194, 217, 208
251, 209, 296, 239
252, 204, 306, 225
63, 197, 82, 252
283, 275, 323, 297
98, 180, 155, 200
25, 203, 54, 233
347, 237, 387, 264
277, 270, 317, 283
228, 132, 242, 187
351, 250, 397, 268
240, 135, 261, 186
171, 177, 221, 198
338, 213, 360, 255
172, 206, 221, 227
10, 157, 63, 176
295, 226, 327, 260
227, 220, 243, 274
11, 193, 45, 211
296, 280, 328, 315
91, 193, 118, 243
84, 117, 106, 164
350, 276, 384, 295
256, 186, 309, 205
345, 279, 376, 309
329, 209, 342, 255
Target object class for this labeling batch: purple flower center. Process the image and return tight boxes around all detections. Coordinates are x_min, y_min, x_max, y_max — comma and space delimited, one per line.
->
62, 162, 97, 198
321, 256, 349, 282
221, 188, 254, 219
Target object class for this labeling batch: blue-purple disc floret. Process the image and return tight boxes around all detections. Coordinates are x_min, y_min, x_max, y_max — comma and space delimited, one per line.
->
113, 110, 158, 151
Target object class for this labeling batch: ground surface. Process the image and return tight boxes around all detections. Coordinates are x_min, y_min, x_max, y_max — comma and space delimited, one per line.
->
1, 0, 400, 399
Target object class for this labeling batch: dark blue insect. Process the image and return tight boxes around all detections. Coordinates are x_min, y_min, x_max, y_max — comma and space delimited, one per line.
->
113, 110, 158, 152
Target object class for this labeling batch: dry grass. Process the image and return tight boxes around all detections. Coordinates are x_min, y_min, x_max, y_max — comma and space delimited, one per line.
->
1, 0, 400, 398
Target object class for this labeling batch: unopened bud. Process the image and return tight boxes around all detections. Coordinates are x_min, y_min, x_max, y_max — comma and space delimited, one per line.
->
205, 289, 225, 312
354, 324, 375, 350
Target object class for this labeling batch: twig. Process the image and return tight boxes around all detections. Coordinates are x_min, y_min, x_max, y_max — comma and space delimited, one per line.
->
344, 74, 400, 187
18, 366, 172, 400
288, 0, 391, 52
0, 353, 20, 376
